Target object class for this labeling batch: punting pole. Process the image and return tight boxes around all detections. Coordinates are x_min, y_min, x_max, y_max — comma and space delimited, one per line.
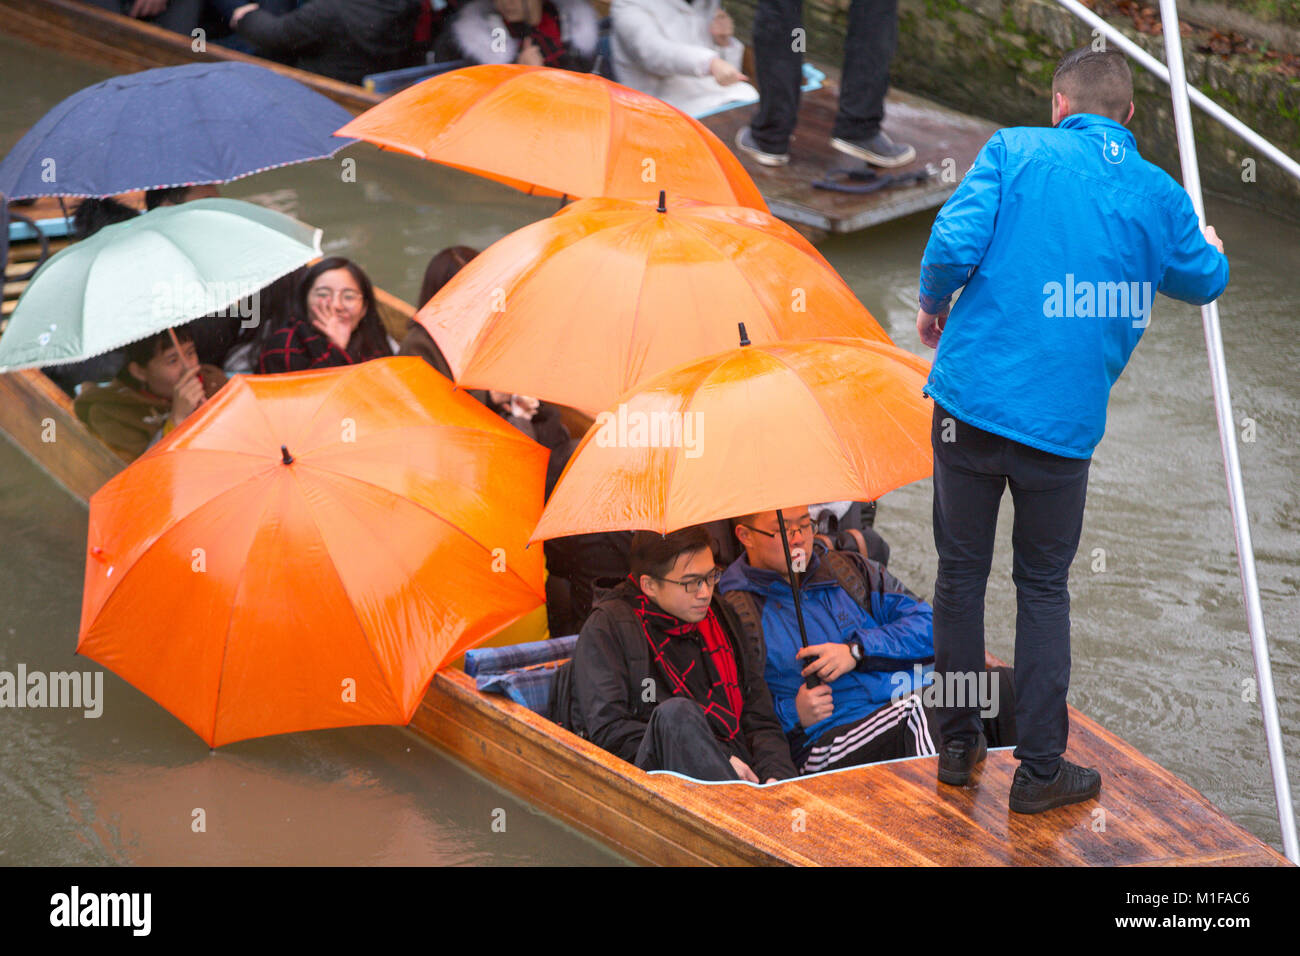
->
1156, 0, 1298, 863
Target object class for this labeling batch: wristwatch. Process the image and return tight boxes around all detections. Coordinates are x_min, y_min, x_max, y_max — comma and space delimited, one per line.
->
847, 639, 864, 663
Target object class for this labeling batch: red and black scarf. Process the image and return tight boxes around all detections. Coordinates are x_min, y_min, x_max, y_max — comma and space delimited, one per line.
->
505, 1, 567, 67
631, 580, 744, 742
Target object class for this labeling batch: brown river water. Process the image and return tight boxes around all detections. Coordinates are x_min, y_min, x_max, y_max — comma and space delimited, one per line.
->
0, 33, 1296, 864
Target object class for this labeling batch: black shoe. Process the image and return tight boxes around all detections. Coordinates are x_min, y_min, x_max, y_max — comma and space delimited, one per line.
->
1009, 760, 1102, 814
735, 127, 790, 167
936, 733, 986, 786
830, 131, 917, 168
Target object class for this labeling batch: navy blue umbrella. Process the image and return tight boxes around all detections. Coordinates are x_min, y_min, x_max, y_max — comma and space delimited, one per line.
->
0, 61, 358, 200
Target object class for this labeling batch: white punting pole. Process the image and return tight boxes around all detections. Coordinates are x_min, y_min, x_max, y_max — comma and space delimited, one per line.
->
1157, 0, 1298, 863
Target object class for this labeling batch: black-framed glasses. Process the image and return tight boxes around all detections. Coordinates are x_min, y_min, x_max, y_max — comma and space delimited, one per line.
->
740, 518, 814, 540
656, 567, 724, 595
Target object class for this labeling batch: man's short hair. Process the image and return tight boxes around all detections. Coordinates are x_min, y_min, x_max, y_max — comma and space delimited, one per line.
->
1052, 47, 1133, 123
629, 526, 716, 581
123, 328, 194, 370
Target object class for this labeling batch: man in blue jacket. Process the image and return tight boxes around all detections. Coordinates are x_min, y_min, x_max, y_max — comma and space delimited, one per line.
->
915, 48, 1228, 813
718, 505, 1015, 774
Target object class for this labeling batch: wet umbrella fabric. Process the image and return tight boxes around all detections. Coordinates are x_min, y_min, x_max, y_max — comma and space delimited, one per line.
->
0, 61, 357, 200
531, 337, 935, 538
78, 357, 549, 748
0, 198, 321, 372
335, 64, 765, 209
415, 195, 892, 416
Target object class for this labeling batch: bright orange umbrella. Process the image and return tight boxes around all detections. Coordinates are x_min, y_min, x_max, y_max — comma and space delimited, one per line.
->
531, 337, 933, 541
78, 357, 548, 747
334, 64, 765, 210
416, 194, 893, 416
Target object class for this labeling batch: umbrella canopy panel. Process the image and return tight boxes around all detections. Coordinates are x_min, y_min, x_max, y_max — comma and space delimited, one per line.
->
335, 64, 765, 210
0, 198, 321, 371
78, 358, 548, 747
0, 61, 357, 200
417, 195, 892, 415
532, 338, 934, 540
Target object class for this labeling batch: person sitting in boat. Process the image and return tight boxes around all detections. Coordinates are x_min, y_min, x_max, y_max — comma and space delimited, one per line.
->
610, 0, 757, 116
144, 184, 220, 210
570, 525, 798, 783
74, 327, 226, 461
81, 0, 202, 37
433, 0, 600, 73
717, 505, 1014, 777
258, 257, 395, 373
221, 0, 424, 86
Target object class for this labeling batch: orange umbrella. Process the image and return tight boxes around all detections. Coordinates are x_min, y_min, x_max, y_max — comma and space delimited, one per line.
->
78, 357, 548, 747
334, 64, 765, 210
531, 336, 934, 541
416, 194, 893, 416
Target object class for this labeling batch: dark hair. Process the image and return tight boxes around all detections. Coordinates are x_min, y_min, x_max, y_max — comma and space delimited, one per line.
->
299, 257, 391, 359
226, 265, 309, 355
1052, 48, 1133, 123
629, 526, 716, 582
72, 197, 139, 239
418, 245, 479, 308
122, 327, 195, 371
145, 186, 195, 210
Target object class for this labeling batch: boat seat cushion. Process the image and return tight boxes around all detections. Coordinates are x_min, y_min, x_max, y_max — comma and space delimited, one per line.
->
466, 634, 578, 715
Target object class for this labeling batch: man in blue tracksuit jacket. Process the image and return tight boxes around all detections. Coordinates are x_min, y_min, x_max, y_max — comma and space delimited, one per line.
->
915, 47, 1228, 813
718, 505, 1018, 774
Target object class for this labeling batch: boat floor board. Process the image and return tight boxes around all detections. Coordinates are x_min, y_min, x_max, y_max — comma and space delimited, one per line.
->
700, 86, 999, 235
412, 668, 1290, 867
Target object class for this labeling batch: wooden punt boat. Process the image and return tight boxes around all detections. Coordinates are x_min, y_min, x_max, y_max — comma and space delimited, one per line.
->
0, 233, 1287, 863
0, 0, 995, 237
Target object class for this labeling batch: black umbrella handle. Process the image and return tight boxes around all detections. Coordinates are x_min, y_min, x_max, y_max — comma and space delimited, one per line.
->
776, 510, 821, 688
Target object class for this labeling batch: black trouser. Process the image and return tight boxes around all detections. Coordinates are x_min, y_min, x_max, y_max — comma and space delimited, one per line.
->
634, 698, 740, 782
930, 405, 1090, 779
750, 0, 899, 152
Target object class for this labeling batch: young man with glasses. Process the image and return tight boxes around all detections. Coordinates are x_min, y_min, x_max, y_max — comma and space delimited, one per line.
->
570, 526, 798, 783
719, 505, 1015, 775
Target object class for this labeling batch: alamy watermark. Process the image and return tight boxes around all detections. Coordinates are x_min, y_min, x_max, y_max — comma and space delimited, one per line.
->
0, 664, 102, 718
1042, 274, 1153, 328
151, 278, 261, 329
593, 403, 704, 459
890, 664, 1000, 718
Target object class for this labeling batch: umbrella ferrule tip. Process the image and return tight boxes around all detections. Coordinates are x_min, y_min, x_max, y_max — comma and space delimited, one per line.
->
280, 445, 294, 465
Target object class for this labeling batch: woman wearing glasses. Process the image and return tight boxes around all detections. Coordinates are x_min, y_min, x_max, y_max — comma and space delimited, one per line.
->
258, 257, 394, 374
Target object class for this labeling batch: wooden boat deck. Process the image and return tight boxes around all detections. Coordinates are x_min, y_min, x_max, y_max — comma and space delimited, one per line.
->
699, 86, 999, 236
414, 667, 1288, 866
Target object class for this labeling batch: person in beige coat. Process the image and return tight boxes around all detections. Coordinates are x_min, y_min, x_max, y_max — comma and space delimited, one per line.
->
611, 0, 757, 116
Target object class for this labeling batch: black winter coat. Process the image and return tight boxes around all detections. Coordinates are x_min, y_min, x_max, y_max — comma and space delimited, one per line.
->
572, 579, 798, 781
237, 0, 423, 86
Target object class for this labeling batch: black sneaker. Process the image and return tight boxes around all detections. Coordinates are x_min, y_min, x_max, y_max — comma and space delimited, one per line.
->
830, 131, 917, 168
735, 127, 790, 167
936, 733, 986, 786
1009, 760, 1102, 814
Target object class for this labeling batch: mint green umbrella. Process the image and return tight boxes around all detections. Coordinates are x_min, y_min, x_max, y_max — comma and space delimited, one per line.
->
0, 198, 322, 372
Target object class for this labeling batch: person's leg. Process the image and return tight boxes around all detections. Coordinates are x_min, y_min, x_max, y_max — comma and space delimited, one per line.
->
979, 665, 1018, 748
831, 0, 898, 141
749, 0, 805, 153
152, 0, 204, 34
1005, 444, 1090, 779
633, 698, 740, 781
800, 697, 934, 774
931, 405, 1006, 749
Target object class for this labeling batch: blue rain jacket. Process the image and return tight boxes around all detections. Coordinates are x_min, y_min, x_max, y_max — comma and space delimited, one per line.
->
717, 551, 934, 742
919, 113, 1229, 459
